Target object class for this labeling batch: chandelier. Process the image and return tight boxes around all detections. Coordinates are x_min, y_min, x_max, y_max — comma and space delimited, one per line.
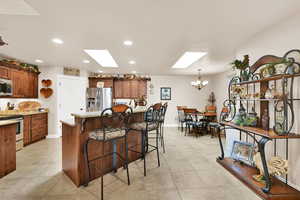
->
191, 69, 208, 90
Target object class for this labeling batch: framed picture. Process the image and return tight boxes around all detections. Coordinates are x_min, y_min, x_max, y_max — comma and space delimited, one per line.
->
160, 87, 171, 100
231, 140, 255, 166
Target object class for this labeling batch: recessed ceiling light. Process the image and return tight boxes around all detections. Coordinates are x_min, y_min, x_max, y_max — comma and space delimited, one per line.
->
172, 51, 207, 68
84, 49, 118, 67
98, 70, 103, 73
35, 59, 43, 63
52, 38, 64, 44
129, 60, 136, 65
131, 70, 137, 74
123, 40, 133, 46
83, 59, 90, 64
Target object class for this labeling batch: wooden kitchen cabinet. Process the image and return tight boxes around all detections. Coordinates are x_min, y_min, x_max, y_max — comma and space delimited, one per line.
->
0, 123, 17, 178
88, 77, 113, 88
27, 72, 38, 98
11, 69, 39, 98
122, 80, 131, 98
23, 113, 48, 146
0, 62, 39, 98
0, 66, 10, 79
89, 76, 149, 99
138, 80, 147, 98
11, 69, 25, 98
113, 79, 147, 99
130, 80, 139, 98
113, 80, 123, 98
23, 115, 32, 146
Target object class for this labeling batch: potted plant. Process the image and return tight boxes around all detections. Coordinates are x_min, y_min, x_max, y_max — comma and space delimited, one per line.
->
231, 55, 250, 81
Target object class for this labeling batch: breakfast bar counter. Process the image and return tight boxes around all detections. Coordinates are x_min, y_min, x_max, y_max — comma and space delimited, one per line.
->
61, 110, 146, 186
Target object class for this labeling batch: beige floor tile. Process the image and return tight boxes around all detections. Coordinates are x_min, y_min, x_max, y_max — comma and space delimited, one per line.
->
0, 128, 262, 200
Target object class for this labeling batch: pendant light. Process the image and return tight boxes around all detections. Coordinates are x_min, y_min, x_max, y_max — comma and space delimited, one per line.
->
191, 69, 208, 90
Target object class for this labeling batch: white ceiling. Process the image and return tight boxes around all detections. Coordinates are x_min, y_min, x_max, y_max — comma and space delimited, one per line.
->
0, 0, 39, 15
0, 0, 300, 75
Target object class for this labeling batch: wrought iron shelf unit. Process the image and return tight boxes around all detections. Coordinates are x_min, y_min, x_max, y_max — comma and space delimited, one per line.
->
220, 122, 300, 139
217, 49, 300, 200
232, 73, 300, 85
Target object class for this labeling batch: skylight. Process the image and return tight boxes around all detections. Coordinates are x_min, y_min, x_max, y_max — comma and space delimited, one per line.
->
172, 51, 207, 68
84, 49, 118, 67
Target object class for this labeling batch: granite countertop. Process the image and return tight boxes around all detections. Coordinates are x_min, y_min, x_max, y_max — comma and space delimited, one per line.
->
0, 120, 19, 126
71, 108, 147, 119
60, 118, 75, 126
0, 110, 48, 116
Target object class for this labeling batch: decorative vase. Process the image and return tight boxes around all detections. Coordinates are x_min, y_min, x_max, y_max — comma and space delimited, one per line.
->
240, 70, 249, 81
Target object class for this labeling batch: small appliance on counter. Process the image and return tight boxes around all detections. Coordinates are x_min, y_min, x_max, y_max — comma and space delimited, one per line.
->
38, 108, 47, 112
0, 115, 24, 151
0, 78, 12, 96
86, 88, 112, 112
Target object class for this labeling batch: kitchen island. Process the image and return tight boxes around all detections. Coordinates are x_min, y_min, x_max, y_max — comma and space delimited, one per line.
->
61, 109, 146, 186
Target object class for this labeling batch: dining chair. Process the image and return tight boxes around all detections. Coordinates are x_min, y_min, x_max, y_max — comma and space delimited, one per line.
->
183, 108, 198, 136
208, 107, 229, 138
177, 106, 187, 132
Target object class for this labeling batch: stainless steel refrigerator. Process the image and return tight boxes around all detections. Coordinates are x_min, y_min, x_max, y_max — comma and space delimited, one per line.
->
86, 88, 112, 112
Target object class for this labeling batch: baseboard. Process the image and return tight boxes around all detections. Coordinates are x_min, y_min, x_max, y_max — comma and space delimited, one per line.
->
165, 124, 179, 127
46, 134, 61, 139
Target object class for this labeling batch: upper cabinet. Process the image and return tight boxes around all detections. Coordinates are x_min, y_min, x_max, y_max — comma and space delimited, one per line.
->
27, 72, 38, 98
0, 62, 39, 98
0, 67, 10, 79
89, 77, 148, 99
89, 78, 113, 88
113, 79, 147, 99
11, 69, 25, 98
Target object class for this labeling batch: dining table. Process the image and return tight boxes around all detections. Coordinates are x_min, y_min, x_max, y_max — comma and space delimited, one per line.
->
183, 108, 217, 136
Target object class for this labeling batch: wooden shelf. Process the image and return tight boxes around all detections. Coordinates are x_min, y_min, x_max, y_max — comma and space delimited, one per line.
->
234, 98, 300, 101
233, 74, 300, 85
217, 158, 300, 200
220, 122, 300, 139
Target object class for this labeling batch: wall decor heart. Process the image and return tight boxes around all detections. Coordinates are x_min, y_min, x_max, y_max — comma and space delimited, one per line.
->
40, 88, 53, 98
41, 79, 52, 87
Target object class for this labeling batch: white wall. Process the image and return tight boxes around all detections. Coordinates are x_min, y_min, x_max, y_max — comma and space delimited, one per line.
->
211, 12, 300, 189
147, 75, 214, 126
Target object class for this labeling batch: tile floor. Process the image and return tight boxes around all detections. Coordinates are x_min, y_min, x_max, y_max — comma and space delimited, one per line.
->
0, 128, 260, 200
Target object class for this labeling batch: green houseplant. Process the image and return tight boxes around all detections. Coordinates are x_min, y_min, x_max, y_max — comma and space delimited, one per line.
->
231, 55, 250, 81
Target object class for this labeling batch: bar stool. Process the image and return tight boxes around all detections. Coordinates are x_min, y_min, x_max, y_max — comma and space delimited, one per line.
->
83, 104, 133, 200
158, 102, 168, 153
128, 103, 162, 176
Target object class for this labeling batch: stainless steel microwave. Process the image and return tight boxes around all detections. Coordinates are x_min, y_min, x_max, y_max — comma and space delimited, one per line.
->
0, 78, 12, 96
